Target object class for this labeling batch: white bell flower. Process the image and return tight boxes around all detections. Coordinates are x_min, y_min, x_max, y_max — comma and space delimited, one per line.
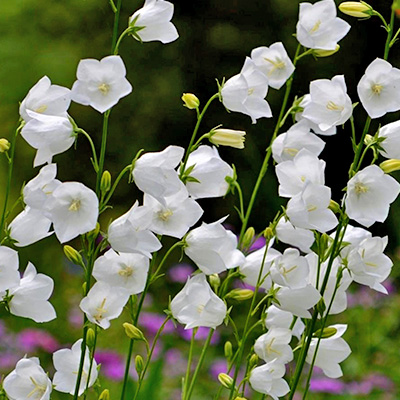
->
249, 360, 290, 399
347, 236, 392, 293
286, 183, 338, 233
345, 165, 400, 227
45, 182, 99, 243
9, 207, 53, 247
108, 201, 162, 258
239, 245, 281, 291
296, 0, 350, 50
254, 328, 293, 364
357, 58, 400, 119
53, 339, 98, 395
185, 217, 245, 275
132, 145, 186, 206
3, 357, 52, 400
301, 75, 352, 133
275, 218, 315, 253
8, 262, 56, 323
184, 145, 233, 199
0, 246, 20, 292
251, 42, 295, 90
377, 120, 400, 159
80, 282, 130, 329
20, 113, 75, 167
170, 273, 227, 329
275, 149, 325, 198
272, 120, 325, 163
221, 57, 271, 123
19, 76, 71, 122
306, 324, 351, 378
71, 55, 132, 113
128, 0, 179, 44
265, 305, 305, 339
93, 249, 149, 295
144, 189, 203, 238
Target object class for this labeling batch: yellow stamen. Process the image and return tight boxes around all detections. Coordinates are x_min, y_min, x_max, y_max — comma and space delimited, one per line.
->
69, 199, 81, 212
307, 205, 317, 212
371, 84, 383, 95
157, 209, 173, 222
310, 20, 322, 33
264, 57, 286, 75
94, 298, 107, 322
98, 83, 110, 94
34, 105, 48, 113
283, 147, 299, 157
354, 182, 369, 195
326, 101, 344, 111
118, 264, 133, 278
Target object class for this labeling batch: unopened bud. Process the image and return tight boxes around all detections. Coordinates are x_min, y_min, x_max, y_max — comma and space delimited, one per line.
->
339, 1, 373, 18
100, 170, 112, 193
234, 397, 247, 400
249, 353, 259, 369
380, 159, 400, 173
224, 341, 233, 360
86, 222, 100, 242
242, 227, 255, 249
86, 328, 96, 348
123, 322, 145, 341
209, 128, 246, 149
64, 245, 84, 266
218, 373, 234, 389
313, 326, 338, 338
364, 134, 374, 146
225, 288, 254, 301
313, 45, 340, 57
182, 93, 200, 109
209, 274, 221, 291
263, 226, 274, 241
328, 200, 341, 214
82, 282, 87, 295
135, 354, 144, 375
0, 138, 10, 153
98, 389, 110, 400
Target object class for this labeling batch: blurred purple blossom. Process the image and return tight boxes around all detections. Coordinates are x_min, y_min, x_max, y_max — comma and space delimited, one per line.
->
209, 359, 227, 379
95, 350, 125, 381
139, 312, 175, 335
348, 280, 395, 308
17, 328, 60, 353
168, 263, 195, 283
249, 236, 266, 251
178, 327, 220, 344
310, 377, 346, 394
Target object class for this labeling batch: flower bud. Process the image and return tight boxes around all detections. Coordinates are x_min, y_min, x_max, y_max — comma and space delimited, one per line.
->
328, 199, 341, 214
209, 128, 246, 149
135, 354, 144, 375
339, 1, 373, 18
248, 353, 259, 369
86, 328, 96, 348
380, 159, 400, 173
312, 45, 340, 57
0, 138, 10, 153
98, 389, 110, 400
224, 341, 233, 360
86, 222, 100, 242
364, 134, 374, 146
209, 273, 221, 291
64, 245, 84, 266
100, 170, 112, 194
263, 225, 274, 241
182, 93, 200, 109
218, 373, 234, 389
123, 322, 145, 341
234, 397, 247, 400
242, 227, 255, 249
82, 282, 87, 295
225, 288, 254, 301
313, 326, 338, 338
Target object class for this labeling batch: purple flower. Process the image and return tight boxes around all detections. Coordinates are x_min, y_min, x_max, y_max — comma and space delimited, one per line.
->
139, 312, 175, 335
168, 263, 195, 283
178, 327, 220, 344
17, 328, 60, 353
209, 359, 227, 379
164, 349, 186, 376
95, 350, 125, 381
249, 236, 266, 251
310, 377, 346, 394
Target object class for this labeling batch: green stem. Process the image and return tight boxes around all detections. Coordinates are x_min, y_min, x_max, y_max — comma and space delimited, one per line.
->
179, 93, 220, 178
111, 0, 123, 52
76, 128, 99, 172
182, 328, 197, 399
114, 27, 133, 55
348, 116, 371, 177
96, 110, 111, 196
383, 9, 395, 60
83, 326, 98, 400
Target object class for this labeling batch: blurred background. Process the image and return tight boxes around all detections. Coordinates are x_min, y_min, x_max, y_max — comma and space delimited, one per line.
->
0, 0, 399, 398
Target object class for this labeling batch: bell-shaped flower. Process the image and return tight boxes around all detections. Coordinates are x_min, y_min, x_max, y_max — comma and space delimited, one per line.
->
221, 57, 271, 123
8, 262, 56, 323
93, 249, 149, 295
357, 58, 400, 119
3, 357, 52, 400
296, 0, 350, 50
170, 273, 227, 329
184, 217, 245, 275
265, 305, 305, 339
71, 55, 132, 113
249, 360, 290, 399
9, 207, 53, 247
108, 201, 162, 258
301, 75, 352, 133
272, 120, 325, 164
132, 145, 186, 206
347, 236, 392, 293
184, 145, 233, 199
128, 0, 179, 44
208, 128, 246, 149
306, 324, 351, 378
0, 246, 20, 292
377, 120, 400, 159
251, 42, 295, 90
275, 218, 314, 253
254, 328, 293, 364
239, 245, 281, 291
144, 189, 203, 238
20, 113, 75, 167
53, 339, 98, 395
286, 183, 338, 233
80, 282, 130, 329
275, 149, 325, 198
19, 76, 71, 122
345, 165, 400, 227
45, 182, 99, 243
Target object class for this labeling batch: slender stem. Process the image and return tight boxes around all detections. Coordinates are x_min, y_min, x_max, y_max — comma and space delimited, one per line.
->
182, 328, 197, 400
383, 9, 395, 60
76, 128, 99, 172
114, 27, 133, 55
348, 116, 371, 177
111, 0, 123, 52
96, 110, 111, 196
233, 182, 245, 222
179, 93, 220, 178
150, 240, 183, 284
83, 325, 98, 400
